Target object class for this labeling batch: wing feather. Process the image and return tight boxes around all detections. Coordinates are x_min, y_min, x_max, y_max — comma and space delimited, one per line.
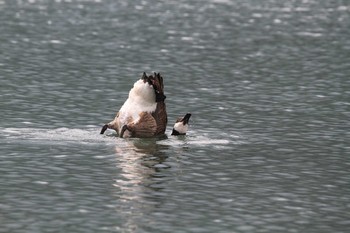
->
128, 112, 157, 137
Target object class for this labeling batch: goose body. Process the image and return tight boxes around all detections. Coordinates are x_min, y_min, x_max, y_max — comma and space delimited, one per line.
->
100, 73, 167, 138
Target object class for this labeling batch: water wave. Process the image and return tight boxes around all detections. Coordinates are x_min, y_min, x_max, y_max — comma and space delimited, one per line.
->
1, 127, 115, 145
1, 127, 244, 148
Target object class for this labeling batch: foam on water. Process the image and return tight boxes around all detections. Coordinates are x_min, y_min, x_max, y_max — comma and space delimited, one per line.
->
1, 127, 117, 145
1, 127, 244, 148
161, 128, 246, 149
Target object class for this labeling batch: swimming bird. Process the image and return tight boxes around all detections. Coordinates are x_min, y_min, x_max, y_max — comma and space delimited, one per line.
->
100, 72, 167, 138
171, 113, 191, 136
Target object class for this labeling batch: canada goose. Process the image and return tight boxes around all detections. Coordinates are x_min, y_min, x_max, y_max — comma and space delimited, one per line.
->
171, 113, 191, 135
100, 72, 167, 138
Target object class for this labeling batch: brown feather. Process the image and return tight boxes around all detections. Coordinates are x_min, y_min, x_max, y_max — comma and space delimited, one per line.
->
128, 112, 157, 138
152, 102, 167, 135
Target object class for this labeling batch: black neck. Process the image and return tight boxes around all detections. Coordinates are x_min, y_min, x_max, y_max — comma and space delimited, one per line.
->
171, 129, 185, 136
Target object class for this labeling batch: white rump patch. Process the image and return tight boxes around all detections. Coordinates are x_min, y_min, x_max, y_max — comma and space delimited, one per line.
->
117, 79, 157, 127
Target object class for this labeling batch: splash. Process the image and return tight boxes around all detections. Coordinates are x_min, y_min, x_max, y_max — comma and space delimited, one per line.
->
1, 127, 117, 145
1, 127, 246, 147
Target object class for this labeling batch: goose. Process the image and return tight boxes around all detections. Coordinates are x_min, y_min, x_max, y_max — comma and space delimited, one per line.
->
100, 72, 167, 138
171, 113, 191, 136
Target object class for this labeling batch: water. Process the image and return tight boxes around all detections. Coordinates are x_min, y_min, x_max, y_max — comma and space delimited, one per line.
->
1, 0, 350, 232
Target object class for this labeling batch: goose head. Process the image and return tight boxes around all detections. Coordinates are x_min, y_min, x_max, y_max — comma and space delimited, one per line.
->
171, 113, 191, 135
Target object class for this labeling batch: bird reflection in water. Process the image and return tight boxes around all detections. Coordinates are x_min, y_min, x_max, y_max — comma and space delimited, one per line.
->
113, 136, 169, 192
112, 136, 181, 231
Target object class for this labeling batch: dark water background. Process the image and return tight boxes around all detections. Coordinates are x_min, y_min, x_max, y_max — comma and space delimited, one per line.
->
1, 0, 349, 232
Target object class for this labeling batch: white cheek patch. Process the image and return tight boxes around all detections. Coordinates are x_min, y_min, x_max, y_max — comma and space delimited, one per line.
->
174, 122, 188, 134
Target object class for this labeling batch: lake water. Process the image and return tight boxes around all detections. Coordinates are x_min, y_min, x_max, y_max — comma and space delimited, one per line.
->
1, 0, 350, 232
